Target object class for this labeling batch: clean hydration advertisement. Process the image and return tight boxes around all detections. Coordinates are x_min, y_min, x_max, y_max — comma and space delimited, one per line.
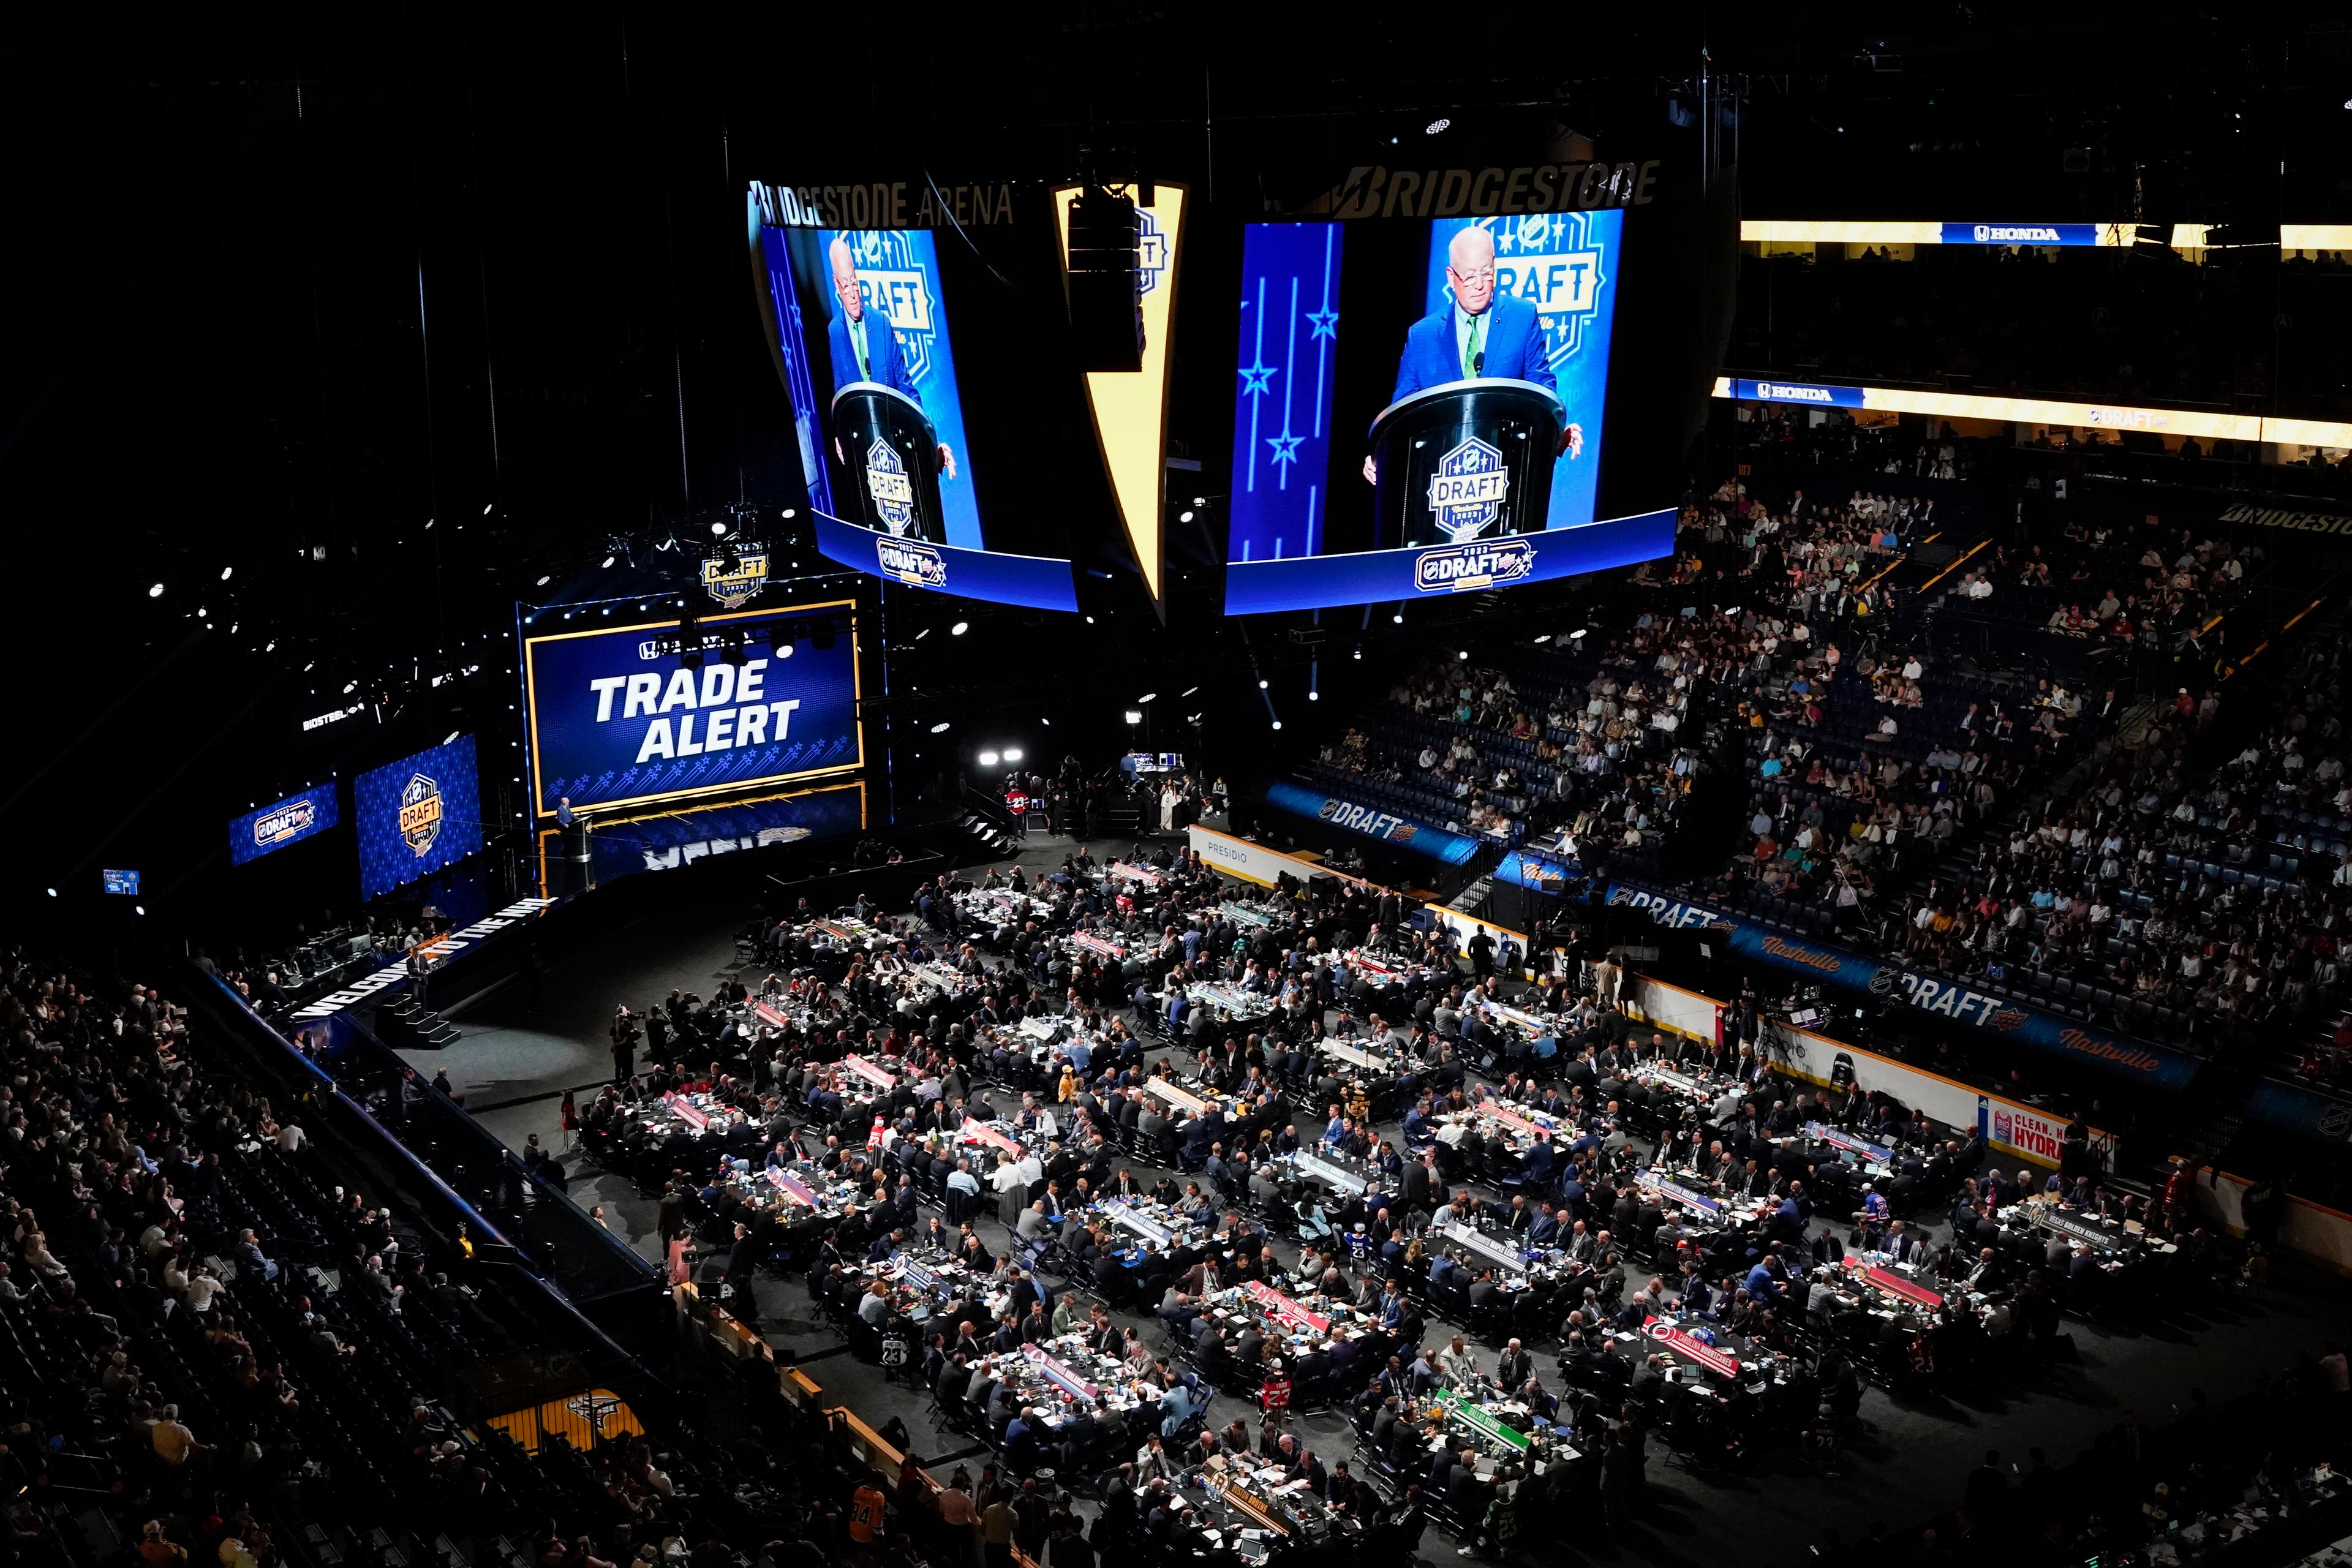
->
227, 783, 339, 867
1224, 214, 1670, 612
522, 602, 862, 820
353, 737, 484, 901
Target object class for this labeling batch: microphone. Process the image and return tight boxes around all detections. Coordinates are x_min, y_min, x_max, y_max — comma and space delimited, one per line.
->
1472, 351, 1484, 376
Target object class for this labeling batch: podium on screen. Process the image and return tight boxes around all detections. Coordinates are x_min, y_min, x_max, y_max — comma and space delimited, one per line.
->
1369, 377, 1566, 551
831, 381, 948, 545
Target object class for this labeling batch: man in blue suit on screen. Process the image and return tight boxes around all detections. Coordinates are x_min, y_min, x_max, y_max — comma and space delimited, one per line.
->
1363, 224, 1581, 483
827, 236, 957, 478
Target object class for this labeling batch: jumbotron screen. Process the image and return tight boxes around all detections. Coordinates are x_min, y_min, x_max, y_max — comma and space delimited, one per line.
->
1222, 214, 1674, 612
752, 200, 1080, 612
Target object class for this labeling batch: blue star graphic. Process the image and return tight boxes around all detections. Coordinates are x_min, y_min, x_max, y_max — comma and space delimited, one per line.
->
1493, 222, 1519, 255
1238, 360, 1277, 396
1306, 306, 1339, 341
1266, 431, 1303, 467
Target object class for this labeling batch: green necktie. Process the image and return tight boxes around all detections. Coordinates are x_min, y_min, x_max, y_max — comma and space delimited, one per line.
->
1464, 312, 1486, 377
857, 320, 872, 380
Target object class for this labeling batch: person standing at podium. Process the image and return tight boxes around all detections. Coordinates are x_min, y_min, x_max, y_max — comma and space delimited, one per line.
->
1363, 224, 1580, 482
826, 236, 956, 479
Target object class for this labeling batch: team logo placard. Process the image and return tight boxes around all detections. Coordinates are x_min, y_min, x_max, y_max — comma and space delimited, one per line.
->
397, 774, 445, 858
1136, 208, 1170, 295
875, 536, 948, 589
1428, 436, 1509, 541
865, 439, 916, 533
1414, 537, 1537, 593
252, 797, 318, 851
701, 546, 770, 609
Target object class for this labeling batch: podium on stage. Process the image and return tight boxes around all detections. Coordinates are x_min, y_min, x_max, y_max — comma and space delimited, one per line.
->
831, 381, 948, 543
1369, 377, 1566, 550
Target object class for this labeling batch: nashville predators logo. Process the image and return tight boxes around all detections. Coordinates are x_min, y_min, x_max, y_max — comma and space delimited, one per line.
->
398, 774, 444, 858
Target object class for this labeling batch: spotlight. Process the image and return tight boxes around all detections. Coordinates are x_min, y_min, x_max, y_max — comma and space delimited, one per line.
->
1003, 747, 1023, 762
148, 582, 164, 598
483, 503, 494, 514
1272, 720, 1284, 729
1569, 628, 1587, 640
1458, 650, 1469, 660
1041, 718, 1052, 726
1181, 686, 1199, 696
44, 889, 55, 898
134, 905, 145, 916
930, 721, 952, 733
601, 555, 615, 568
443, 730, 461, 745
951, 620, 970, 636
978, 750, 1001, 766
1426, 118, 1451, 134
1308, 691, 1320, 701
1533, 633, 1553, 644
536, 575, 552, 586
1392, 612, 1403, 624
782, 508, 797, 519
1179, 510, 1194, 523
1124, 710, 1143, 725
1137, 693, 1157, 704
1352, 648, 1362, 660
711, 521, 728, 535
220, 566, 233, 581
264, 641, 276, 652
1257, 679, 1268, 690
342, 681, 357, 694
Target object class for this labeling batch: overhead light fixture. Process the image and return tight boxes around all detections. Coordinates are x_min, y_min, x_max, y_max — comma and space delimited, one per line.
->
1533, 633, 1553, 644
601, 555, 615, 568
483, 503, 494, 514
341, 680, 356, 694
1392, 612, 1404, 624
1179, 510, 1194, 523
1257, 679, 1268, 690
1124, 710, 1143, 725
1040, 718, 1052, 726
443, 730, 460, 745
782, 508, 796, 519
951, 620, 969, 636
1569, 628, 1587, 640
1426, 118, 1451, 134
711, 521, 728, 535
1272, 720, 1284, 730
1352, 648, 1362, 660
930, 721, 952, 733
536, 575, 552, 586
1458, 650, 1469, 660
1180, 686, 1199, 697
148, 582, 164, 598
1137, 693, 1157, 704
1308, 690, 1320, 702
43, 888, 55, 899
220, 567, 233, 581
978, 750, 1001, 766
1003, 747, 1023, 762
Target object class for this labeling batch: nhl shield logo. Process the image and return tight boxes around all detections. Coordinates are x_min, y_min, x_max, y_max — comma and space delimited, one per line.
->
397, 774, 444, 858
865, 439, 916, 534
1427, 436, 1509, 541
1471, 212, 1608, 374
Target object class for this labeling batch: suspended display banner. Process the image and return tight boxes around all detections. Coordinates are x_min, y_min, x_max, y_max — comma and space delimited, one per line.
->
1263, 781, 1482, 866
1603, 883, 2201, 1091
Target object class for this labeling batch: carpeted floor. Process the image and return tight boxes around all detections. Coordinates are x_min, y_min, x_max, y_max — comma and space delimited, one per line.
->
400, 829, 2352, 1567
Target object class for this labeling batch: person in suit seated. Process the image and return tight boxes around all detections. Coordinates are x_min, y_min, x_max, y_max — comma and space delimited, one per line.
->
1467, 1268, 1502, 1316
824, 236, 954, 478
1002, 1406, 1042, 1473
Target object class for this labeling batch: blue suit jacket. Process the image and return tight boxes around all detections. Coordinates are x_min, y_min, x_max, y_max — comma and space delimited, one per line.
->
827, 309, 921, 402
1392, 289, 1556, 402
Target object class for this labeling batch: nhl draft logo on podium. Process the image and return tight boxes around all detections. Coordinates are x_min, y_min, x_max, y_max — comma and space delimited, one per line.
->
398, 774, 445, 858
1427, 435, 1510, 542
865, 439, 916, 533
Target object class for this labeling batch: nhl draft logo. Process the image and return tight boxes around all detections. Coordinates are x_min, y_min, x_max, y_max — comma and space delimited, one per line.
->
865, 439, 917, 533
875, 536, 948, 589
1465, 212, 1608, 374
252, 797, 318, 851
396, 774, 444, 858
838, 229, 937, 383
1414, 537, 1539, 593
1427, 436, 1510, 541
1136, 208, 1170, 296
701, 545, 769, 609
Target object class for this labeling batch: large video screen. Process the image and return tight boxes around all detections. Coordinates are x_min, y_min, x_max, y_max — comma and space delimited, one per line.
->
523, 601, 862, 821
228, 784, 339, 867
1223, 214, 1673, 612
755, 217, 1079, 611
354, 736, 484, 901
